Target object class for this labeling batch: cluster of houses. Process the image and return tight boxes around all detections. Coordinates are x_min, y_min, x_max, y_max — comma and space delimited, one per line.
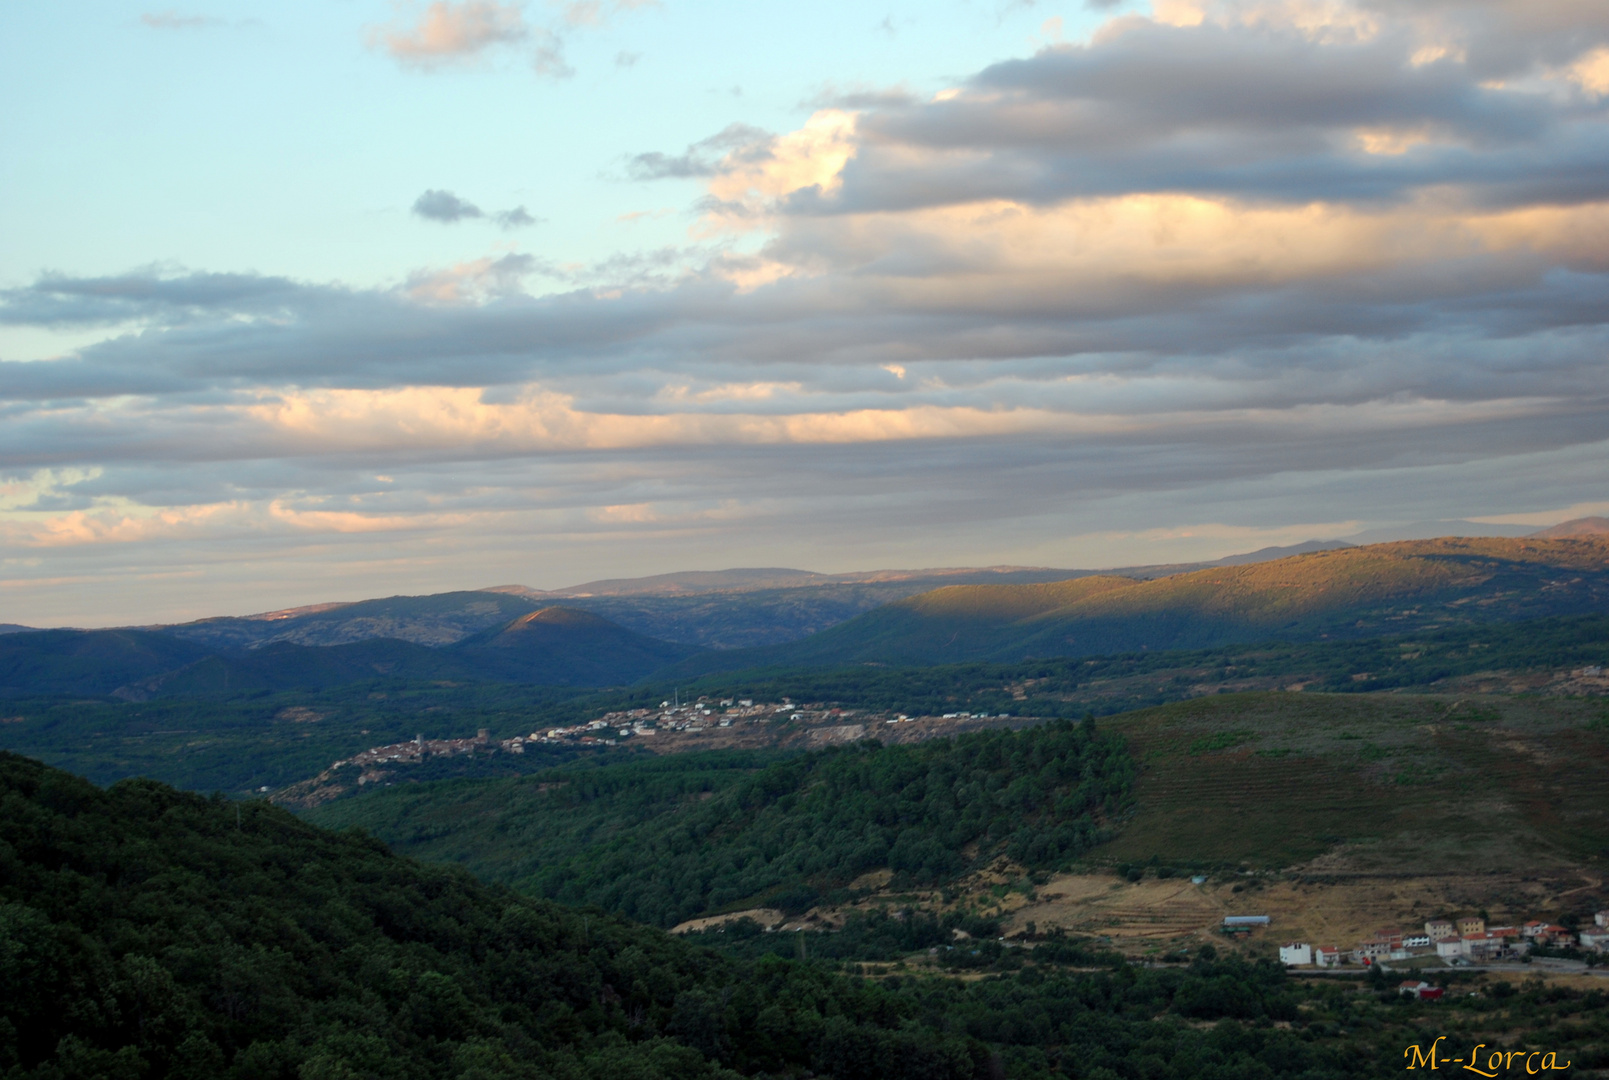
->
330, 728, 498, 777
327, 696, 1017, 773
1277, 911, 1609, 969
519, 698, 798, 745
526, 698, 968, 745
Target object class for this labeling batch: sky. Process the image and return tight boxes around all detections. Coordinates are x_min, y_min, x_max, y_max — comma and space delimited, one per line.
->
2, 0, 1608, 627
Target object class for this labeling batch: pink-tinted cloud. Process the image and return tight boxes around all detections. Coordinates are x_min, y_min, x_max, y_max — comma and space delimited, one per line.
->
371, 1, 528, 68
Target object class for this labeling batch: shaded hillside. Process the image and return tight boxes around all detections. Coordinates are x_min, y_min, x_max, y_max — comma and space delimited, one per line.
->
560, 580, 1106, 649
111, 638, 489, 700
0, 751, 993, 1080
0, 607, 700, 700
165, 589, 545, 650
676, 537, 1609, 670
0, 629, 212, 697
455, 606, 699, 684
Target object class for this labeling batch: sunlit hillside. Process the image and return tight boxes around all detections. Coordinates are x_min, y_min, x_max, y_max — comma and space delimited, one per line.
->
724, 538, 1609, 667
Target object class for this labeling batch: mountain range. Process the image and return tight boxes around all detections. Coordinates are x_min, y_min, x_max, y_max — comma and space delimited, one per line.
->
1, 522, 1606, 699
669, 535, 1609, 672
0, 606, 694, 699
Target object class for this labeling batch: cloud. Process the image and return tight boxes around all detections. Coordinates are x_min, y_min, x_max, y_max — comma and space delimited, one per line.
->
411, 190, 539, 228
370, 0, 653, 76
625, 123, 774, 180
140, 11, 225, 29
412, 189, 485, 223
493, 206, 538, 229
375, 2, 533, 66
370, 1, 529, 68
7, 0, 1609, 623
804, 83, 920, 110
614, 50, 642, 67
402, 253, 543, 304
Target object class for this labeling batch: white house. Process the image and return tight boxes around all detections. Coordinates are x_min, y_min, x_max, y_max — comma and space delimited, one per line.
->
1279, 943, 1313, 966
1436, 938, 1466, 959
1315, 946, 1343, 968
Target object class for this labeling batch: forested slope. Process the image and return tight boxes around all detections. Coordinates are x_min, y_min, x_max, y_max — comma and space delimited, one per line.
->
0, 751, 985, 1080
309, 721, 1136, 928
5, 754, 1604, 1079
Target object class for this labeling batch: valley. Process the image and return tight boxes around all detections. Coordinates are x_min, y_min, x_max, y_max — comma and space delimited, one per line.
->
5, 530, 1609, 1058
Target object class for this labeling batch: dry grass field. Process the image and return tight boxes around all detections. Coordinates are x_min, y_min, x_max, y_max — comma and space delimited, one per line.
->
1001, 869, 1603, 958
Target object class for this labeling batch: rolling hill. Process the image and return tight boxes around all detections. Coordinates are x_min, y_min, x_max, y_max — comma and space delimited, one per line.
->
453, 605, 698, 684
0, 628, 215, 697
163, 589, 546, 650
0, 606, 700, 699
671, 537, 1609, 670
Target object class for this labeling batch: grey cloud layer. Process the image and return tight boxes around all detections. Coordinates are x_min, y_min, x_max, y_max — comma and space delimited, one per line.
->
765, 16, 1609, 213
3, 246, 1607, 404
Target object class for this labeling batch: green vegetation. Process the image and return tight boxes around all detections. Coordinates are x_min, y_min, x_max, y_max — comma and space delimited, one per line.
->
7, 750, 1608, 1079
302, 689, 1609, 918
0, 681, 599, 796
670, 611, 1609, 717
0, 750, 999, 1080
1093, 692, 1609, 871
309, 721, 1136, 928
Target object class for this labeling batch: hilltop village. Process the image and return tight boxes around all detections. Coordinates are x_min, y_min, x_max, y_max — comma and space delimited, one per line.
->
506, 697, 1015, 749
288, 698, 1028, 805
322, 698, 1018, 776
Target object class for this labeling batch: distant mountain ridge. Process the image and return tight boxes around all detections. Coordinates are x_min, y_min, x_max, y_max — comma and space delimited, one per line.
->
164, 590, 542, 651
1530, 515, 1609, 539
664, 536, 1609, 672
0, 605, 699, 699
8, 532, 1606, 700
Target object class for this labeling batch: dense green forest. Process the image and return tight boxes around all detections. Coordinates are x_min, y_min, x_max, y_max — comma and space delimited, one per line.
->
309, 721, 1136, 928
5, 751, 1606, 1079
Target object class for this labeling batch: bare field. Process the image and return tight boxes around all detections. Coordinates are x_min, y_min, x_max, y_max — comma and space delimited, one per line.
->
1003, 870, 1604, 958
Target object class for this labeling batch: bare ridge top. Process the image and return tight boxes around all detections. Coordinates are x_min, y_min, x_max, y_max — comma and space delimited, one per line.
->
1528, 516, 1609, 539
